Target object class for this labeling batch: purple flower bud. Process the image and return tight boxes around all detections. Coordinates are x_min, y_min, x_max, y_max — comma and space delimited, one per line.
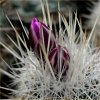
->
29, 18, 56, 56
49, 45, 70, 80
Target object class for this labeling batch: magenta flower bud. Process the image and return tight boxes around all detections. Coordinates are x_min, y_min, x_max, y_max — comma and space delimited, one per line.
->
29, 18, 56, 55
49, 45, 70, 80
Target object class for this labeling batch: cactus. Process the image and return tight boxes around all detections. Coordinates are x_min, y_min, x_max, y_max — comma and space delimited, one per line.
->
0, 0, 100, 99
